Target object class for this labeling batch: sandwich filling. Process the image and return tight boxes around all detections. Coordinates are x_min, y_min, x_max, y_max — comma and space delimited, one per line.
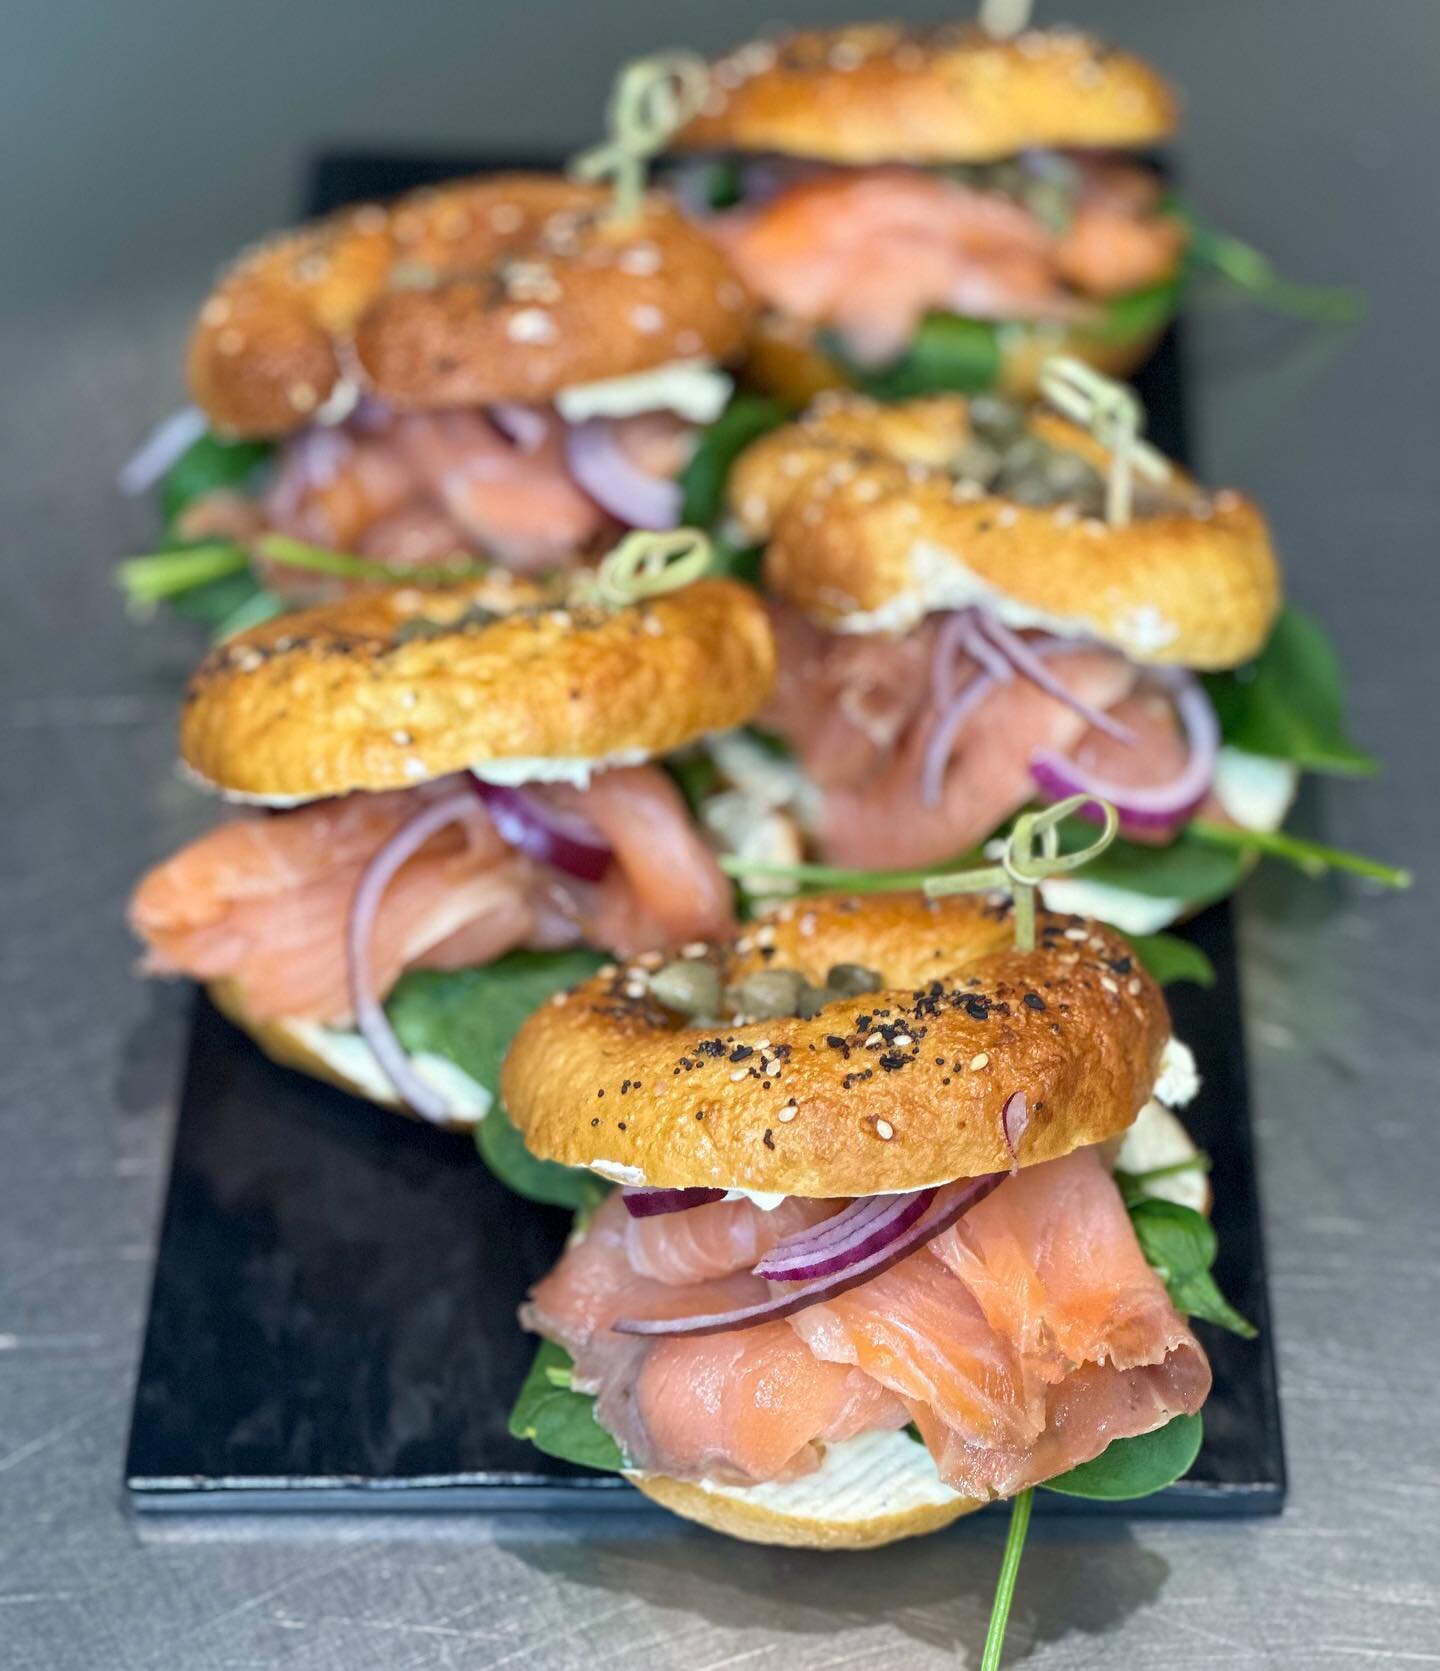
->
522, 1143, 1210, 1497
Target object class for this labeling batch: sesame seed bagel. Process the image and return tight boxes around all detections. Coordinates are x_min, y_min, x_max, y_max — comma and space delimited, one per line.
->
179, 573, 777, 801
188, 174, 754, 437
673, 24, 1178, 165
730, 394, 1280, 668
501, 891, 1170, 1199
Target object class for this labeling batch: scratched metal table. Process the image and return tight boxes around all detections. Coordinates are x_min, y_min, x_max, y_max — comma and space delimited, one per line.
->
2, 3, 1437, 1666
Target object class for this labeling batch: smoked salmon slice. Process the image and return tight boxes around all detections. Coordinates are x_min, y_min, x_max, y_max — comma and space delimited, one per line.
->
521, 1151, 1209, 1497
130, 767, 734, 1024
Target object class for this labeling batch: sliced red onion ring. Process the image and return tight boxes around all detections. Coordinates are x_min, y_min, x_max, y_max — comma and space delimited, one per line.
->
754, 1190, 937, 1280
1030, 667, 1220, 833
1001, 1091, 1029, 1169
612, 1173, 1005, 1337
488, 403, 549, 453
621, 1187, 727, 1218
980, 617, 1137, 744
349, 394, 393, 433
346, 789, 478, 1122
469, 777, 613, 881
565, 418, 683, 530
920, 671, 1000, 807
117, 406, 209, 495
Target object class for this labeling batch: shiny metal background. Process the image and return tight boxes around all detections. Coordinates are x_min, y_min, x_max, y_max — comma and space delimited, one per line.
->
2, 2, 1436, 1665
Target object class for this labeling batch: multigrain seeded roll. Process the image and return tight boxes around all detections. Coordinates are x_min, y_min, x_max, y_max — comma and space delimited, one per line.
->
673, 23, 1178, 165
501, 890, 1170, 1198
729, 393, 1280, 667
178, 573, 778, 800
188, 174, 755, 436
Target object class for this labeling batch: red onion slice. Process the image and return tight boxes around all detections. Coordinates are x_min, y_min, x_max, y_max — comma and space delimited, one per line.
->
346, 789, 478, 1122
488, 403, 549, 453
612, 1173, 1006, 1337
920, 672, 999, 807
1001, 1091, 1029, 1169
1029, 667, 1220, 833
754, 1190, 937, 1280
621, 1187, 728, 1218
980, 617, 1137, 744
117, 406, 209, 495
469, 777, 613, 881
565, 418, 683, 530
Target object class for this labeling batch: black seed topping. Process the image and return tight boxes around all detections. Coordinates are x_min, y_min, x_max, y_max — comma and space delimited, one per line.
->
763, 1129, 775, 1150
1024, 992, 1046, 1012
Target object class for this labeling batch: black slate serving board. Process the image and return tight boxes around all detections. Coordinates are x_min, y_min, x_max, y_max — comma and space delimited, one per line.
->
124, 153, 1285, 1516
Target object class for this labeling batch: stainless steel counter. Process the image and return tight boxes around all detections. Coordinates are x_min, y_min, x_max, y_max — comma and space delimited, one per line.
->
2, 3, 1436, 1666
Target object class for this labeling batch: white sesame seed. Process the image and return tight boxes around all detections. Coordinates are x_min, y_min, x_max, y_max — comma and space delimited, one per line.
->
506, 308, 556, 344
1100, 976, 1119, 994
1128, 977, 1143, 996
398, 689, 418, 709
630, 303, 665, 334
1065, 927, 1089, 941
894, 1033, 913, 1048
865, 1033, 884, 1049
969, 1052, 989, 1071
729, 1068, 748, 1083
200, 297, 232, 327
997, 506, 1019, 528
402, 757, 427, 780
875, 1119, 895, 1140
618, 241, 661, 276
778, 1101, 797, 1123
799, 913, 817, 936
598, 963, 618, 978
391, 729, 413, 746
754, 925, 776, 948
682, 942, 708, 959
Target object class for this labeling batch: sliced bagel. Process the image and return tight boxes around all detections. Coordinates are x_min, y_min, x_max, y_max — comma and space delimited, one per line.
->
189, 174, 754, 436
730, 393, 1279, 668
179, 572, 777, 800
674, 24, 1178, 165
207, 978, 488, 1131
629, 1429, 979, 1549
502, 891, 1170, 1199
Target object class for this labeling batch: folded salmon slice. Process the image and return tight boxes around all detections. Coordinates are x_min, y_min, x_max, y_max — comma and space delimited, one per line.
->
522, 1150, 1208, 1496
624, 1195, 839, 1286
130, 767, 733, 1025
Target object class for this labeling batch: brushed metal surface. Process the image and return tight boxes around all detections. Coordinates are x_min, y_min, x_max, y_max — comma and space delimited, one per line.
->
2, 2, 1437, 1666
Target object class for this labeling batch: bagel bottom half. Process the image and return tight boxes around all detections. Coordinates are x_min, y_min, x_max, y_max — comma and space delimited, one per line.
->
740, 305, 1171, 408
206, 977, 489, 1132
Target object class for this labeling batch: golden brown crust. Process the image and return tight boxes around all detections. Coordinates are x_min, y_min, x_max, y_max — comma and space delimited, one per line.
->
502, 892, 1171, 1198
674, 25, 1178, 164
206, 979, 477, 1132
188, 175, 754, 436
730, 394, 1280, 668
180, 575, 777, 799
630, 1470, 980, 1549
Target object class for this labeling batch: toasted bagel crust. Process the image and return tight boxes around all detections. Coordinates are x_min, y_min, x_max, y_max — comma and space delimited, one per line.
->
188, 175, 754, 436
730, 394, 1280, 668
630, 1470, 979, 1549
502, 892, 1170, 1198
180, 575, 776, 799
674, 25, 1178, 164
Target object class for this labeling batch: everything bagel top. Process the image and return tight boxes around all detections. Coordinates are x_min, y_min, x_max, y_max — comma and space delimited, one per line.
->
188, 174, 755, 436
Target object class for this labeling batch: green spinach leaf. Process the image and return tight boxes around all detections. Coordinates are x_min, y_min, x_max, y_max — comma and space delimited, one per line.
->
1127, 1198, 1257, 1339
1057, 821, 1248, 905
1043, 1413, 1203, 1500
161, 432, 273, 523
1126, 932, 1216, 989
827, 311, 1002, 399
1203, 606, 1375, 776
680, 393, 791, 528
509, 1341, 625, 1472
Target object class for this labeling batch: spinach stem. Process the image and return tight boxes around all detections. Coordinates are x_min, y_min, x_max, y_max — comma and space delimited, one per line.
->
980, 1487, 1034, 1671
1187, 819, 1410, 889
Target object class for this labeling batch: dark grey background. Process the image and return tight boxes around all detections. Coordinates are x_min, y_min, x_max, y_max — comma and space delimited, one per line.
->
2, 3, 1436, 1667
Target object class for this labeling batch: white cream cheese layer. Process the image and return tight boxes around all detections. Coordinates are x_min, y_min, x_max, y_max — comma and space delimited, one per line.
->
1155, 1037, 1200, 1109
287, 1021, 492, 1125
1112, 1098, 1208, 1213
554, 360, 732, 425
470, 749, 652, 789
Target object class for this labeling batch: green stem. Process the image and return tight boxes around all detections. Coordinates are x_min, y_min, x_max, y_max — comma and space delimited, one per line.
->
118, 543, 249, 604
1127, 1154, 1212, 1186
1187, 222, 1364, 324
980, 1487, 1034, 1671
257, 534, 490, 587
1187, 819, 1411, 889
717, 855, 981, 894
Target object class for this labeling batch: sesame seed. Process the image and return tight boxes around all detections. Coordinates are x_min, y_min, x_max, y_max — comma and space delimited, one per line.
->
778, 1102, 797, 1123
216, 327, 245, 356
200, 297, 232, 327
1065, 927, 1088, 941
875, 1119, 895, 1140
391, 729, 413, 746
618, 241, 661, 276
1128, 978, 1143, 996
729, 1068, 748, 1083
630, 303, 665, 334
674, 328, 704, 356
894, 1033, 913, 1048
1100, 976, 1119, 995
969, 1052, 990, 1071
506, 308, 556, 344
864, 1032, 884, 1049
681, 942, 708, 958
402, 757, 427, 780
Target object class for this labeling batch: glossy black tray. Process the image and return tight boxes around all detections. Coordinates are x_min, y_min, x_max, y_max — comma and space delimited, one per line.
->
124, 153, 1284, 1517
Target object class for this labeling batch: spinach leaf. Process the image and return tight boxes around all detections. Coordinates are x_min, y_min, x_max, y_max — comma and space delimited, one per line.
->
1057, 821, 1248, 906
509, 1341, 625, 1472
1203, 606, 1376, 776
1126, 932, 1216, 989
679, 393, 791, 528
1078, 277, 1181, 347
385, 950, 610, 1208
161, 432, 273, 523
826, 311, 1002, 399
1127, 1198, 1257, 1339
165, 568, 283, 638
1043, 1413, 1203, 1500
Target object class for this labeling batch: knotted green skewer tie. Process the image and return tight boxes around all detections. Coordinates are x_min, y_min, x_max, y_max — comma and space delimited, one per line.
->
584, 527, 712, 609
924, 794, 1121, 951
572, 52, 710, 223
1038, 357, 1171, 528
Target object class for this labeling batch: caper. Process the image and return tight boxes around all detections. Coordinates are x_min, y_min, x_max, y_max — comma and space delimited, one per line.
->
729, 968, 808, 1020
967, 394, 1027, 448
794, 982, 834, 1020
1042, 449, 1104, 499
1019, 178, 1073, 235
649, 959, 722, 1019
950, 438, 1003, 488
826, 962, 883, 997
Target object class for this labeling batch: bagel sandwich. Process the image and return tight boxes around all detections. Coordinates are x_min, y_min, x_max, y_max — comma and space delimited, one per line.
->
128, 550, 777, 1134
703, 386, 1399, 930
119, 173, 759, 631
505, 890, 1253, 1580
665, 21, 1184, 405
